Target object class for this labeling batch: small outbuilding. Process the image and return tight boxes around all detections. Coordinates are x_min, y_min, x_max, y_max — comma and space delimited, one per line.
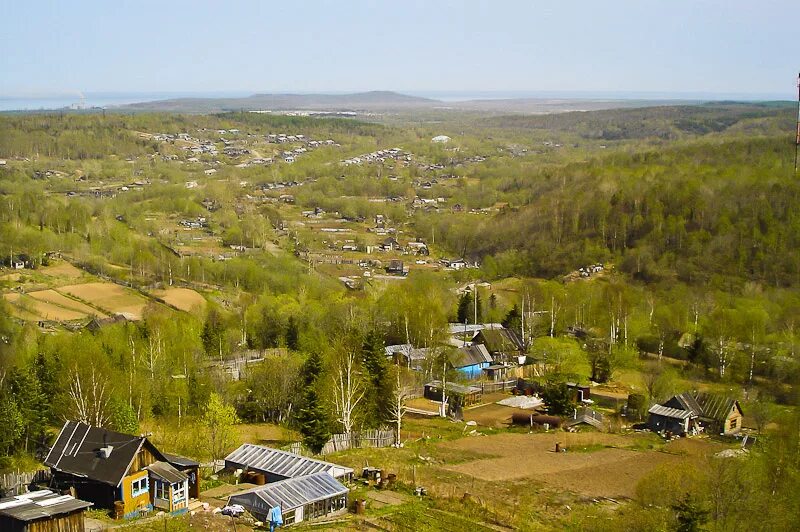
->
448, 344, 492, 379
0, 490, 92, 532
228, 471, 348, 527
224, 444, 354, 483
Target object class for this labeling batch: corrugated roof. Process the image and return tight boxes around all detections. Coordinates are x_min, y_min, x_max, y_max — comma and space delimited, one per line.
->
44, 421, 163, 487
146, 461, 188, 485
425, 380, 481, 395
229, 472, 347, 514
648, 404, 695, 420
0, 490, 92, 522
694, 392, 741, 422
474, 328, 524, 354
224, 444, 353, 479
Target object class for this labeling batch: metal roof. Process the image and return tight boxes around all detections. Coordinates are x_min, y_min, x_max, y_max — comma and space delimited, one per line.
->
0, 490, 92, 522
694, 392, 741, 422
425, 380, 481, 395
224, 444, 353, 479
229, 472, 347, 514
146, 461, 188, 485
648, 404, 695, 420
449, 344, 493, 368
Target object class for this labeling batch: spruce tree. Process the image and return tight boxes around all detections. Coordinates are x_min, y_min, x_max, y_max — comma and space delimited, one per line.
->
456, 293, 471, 324
297, 351, 330, 453
362, 329, 391, 426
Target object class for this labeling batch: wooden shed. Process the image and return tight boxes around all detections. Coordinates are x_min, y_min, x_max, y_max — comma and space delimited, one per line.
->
0, 490, 92, 532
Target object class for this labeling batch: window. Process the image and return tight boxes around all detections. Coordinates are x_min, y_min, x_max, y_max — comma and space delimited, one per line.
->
131, 477, 149, 497
730, 418, 738, 429
172, 483, 186, 502
155, 481, 169, 500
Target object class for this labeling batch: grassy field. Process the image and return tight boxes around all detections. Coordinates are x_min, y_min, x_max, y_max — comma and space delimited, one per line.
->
3, 292, 91, 321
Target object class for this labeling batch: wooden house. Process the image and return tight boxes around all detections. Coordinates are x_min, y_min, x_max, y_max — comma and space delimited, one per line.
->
228, 472, 348, 527
0, 490, 92, 532
472, 327, 524, 364
647, 392, 743, 436
448, 344, 492, 379
45, 421, 196, 519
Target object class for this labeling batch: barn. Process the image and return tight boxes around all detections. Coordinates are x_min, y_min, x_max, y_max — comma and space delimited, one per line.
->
228, 472, 348, 527
224, 444, 353, 483
0, 490, 92, 532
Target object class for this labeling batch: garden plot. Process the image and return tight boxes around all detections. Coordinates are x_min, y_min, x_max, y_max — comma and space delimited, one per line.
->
151, 287, 206, 313
3, 292, 91, 321
57, 282, 150, 319
29, 289, 108, 318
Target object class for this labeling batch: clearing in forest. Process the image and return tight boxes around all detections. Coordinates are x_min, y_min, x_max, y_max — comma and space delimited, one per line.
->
57, 282, 150, 319
29, 289, 108, 318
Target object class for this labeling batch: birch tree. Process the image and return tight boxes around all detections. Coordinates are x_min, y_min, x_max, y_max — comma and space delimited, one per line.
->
388, 367, 408, 445
332, 350, 364, 435
67, 366, 111, 427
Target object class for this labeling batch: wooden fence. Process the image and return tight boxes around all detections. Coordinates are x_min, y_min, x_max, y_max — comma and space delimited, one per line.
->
287, 428, 396, 456
478, 379, 517, 394
0, 469, 51, 495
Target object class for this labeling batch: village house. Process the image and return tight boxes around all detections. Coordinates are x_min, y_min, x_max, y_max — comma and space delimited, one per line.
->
44, 421, 195, 519
448, 344, 493, 379
647, 392, 744, 436
472, 327, 525, 364
384, 344, 430, 371
0, 490, 93, 532
224, 444, 353, 484
227, 472, 348, 528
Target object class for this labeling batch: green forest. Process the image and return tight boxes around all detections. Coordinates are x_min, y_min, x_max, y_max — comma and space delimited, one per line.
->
1, 103, 799, 530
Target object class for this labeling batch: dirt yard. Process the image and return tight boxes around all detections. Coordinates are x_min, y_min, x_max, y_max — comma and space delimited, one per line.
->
151, 287, 206, 313
58, 282, 150, 319
463, 402, 526, 428
440, 431, 685, 498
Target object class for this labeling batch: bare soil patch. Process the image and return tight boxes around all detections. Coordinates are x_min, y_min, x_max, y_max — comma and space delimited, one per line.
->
440, 432, 684, 498
151, 287, 206, 313
58, 282, 149, 319
29, 289, 107, 318
3, 292, 89, 321
40, 261, 83, 279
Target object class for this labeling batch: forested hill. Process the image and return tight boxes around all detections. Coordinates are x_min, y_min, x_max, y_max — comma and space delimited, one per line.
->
452, 133, 800, 287
482, 103, 795, 140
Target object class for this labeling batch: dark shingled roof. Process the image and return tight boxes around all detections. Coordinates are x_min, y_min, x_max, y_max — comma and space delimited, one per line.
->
0, 490, 92, 522
162, 452, 200, 468
44, 421, 165, 487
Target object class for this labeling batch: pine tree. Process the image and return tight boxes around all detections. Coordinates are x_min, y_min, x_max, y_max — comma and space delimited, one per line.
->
503, 304, 521, 331
297, 351, 330, 453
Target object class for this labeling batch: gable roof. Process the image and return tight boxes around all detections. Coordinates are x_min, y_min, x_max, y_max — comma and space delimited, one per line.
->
229, 472, 347, 513
663, 392, 702, 416
44, 421, 164, 487
449, 344, 492, 369
224, 444, 353, 479
693, 392, 742, 422
0, 490, 92, 523
474, 327, 524, 354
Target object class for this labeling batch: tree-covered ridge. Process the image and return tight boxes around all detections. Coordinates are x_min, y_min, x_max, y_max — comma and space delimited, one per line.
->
482, 103, 795, 140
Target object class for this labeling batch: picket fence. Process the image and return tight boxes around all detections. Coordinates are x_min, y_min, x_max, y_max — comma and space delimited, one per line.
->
0, 469, 51, 495
287, 428, 396, 456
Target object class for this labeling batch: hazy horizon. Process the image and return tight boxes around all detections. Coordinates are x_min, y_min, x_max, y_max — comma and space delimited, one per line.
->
2, 1, 797, 100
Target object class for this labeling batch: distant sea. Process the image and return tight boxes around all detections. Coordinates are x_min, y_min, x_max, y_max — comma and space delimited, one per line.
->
0, 91, 250, 111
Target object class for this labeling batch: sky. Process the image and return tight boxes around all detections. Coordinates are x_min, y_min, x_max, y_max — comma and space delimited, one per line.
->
1, 0, 798, 99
